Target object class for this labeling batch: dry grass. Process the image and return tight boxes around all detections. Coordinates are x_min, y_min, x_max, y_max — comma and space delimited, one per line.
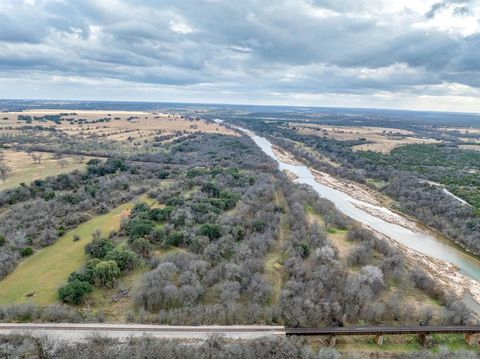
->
305, 207, 351, 261
460, 144, 480, 152
1, 110, 236, 155
264, 188, 289, 304
459, 137, 480, 143
84, 265, 146, 321
351, 138, 441, 153
291, 123, 414, 137
2, 109, 236, 136
290, 123, 441, 153
0, 150, 93, 191
327, 229, 350, 261
437, 127, 480, 134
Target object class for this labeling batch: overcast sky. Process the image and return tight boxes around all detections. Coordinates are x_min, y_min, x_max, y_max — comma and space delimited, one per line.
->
0, 0, 479, 112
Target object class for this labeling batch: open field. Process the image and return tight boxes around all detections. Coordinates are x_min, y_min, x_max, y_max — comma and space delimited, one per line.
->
460, 137, 480, 143
0, 150, 92, 191
0, 109, 237, 156
289, 123, 441, 153
460, 144, 480, 152
0, 200, 137, 305
1, 109, 235, 134
437, 127, 480, 134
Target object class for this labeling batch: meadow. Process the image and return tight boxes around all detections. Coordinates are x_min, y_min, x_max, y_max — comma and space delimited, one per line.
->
0, 150, 91, 192
0, 199, 137, 305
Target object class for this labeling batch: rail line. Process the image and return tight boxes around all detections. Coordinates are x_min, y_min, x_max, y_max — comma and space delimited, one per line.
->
1, 324, 480, 346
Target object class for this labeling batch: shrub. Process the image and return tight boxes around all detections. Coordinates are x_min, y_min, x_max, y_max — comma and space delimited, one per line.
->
126, 218, 155, 239
166, 232, 183, 247
20, 247, 33, 257
130, 238, 153, 258
84, 238, 114, 259
91, 260, 121, 288
199, 224, 221, 239
41, 304, 81, 322
58, 280, 92, 305
201, 182, 220, 197
104, 249, 137, 272
149, 207, 173, 221
253, 219, 267, 232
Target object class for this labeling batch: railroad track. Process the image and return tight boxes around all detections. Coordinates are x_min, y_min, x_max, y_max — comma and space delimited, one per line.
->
1, 324, 479, 345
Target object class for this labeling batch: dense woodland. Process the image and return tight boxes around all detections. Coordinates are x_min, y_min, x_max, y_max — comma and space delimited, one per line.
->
0, 127, 471, 328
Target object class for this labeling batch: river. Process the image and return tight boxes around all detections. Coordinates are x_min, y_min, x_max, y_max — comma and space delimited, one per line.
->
236, 127, 480, 310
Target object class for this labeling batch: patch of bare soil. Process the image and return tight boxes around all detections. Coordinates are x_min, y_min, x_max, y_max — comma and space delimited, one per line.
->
282, 169, 299, 181
271, 145, 302, 165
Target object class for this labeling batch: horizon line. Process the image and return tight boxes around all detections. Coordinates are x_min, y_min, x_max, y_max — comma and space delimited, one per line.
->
0, 98, 479, 116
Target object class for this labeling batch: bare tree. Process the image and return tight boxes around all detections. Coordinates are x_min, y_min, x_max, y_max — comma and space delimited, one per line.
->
32, 153, 43, 164
0, 163, 11, 182
58, 158, 68, 168
53, 151, 63, 159
76, 155, 85, 163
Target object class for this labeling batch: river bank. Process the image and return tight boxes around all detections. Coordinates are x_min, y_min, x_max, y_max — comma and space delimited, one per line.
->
248, 130, 480, 313
273, 142, 415, 228
271, 145, 302, 166
376, 229, 480, 309
310, 162, 480, 306
277, 147, 480, 306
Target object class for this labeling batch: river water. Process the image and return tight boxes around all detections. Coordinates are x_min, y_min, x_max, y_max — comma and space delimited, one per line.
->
243, 129, 480, 286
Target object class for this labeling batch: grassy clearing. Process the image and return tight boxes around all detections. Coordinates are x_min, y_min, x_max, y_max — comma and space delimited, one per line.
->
335, 335, 421, 353
305, 205, 351, 261
264, 187, 288, 304
0, 200, 138, 306
290, 123, 440, 154
0, 150, 92, 191
366, 177, 387, 189
327, 229, 350, 261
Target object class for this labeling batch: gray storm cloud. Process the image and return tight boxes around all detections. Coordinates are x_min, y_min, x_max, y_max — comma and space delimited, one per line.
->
0, 0, 479, 110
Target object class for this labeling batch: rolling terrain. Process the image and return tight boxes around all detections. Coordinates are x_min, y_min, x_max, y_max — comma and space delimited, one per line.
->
0, 102, 479, 358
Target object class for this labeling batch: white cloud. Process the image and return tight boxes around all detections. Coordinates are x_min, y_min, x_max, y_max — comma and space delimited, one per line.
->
169, 20, 195, 34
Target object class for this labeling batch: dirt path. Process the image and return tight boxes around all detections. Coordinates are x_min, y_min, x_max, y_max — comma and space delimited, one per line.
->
264, 186, 288, 304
